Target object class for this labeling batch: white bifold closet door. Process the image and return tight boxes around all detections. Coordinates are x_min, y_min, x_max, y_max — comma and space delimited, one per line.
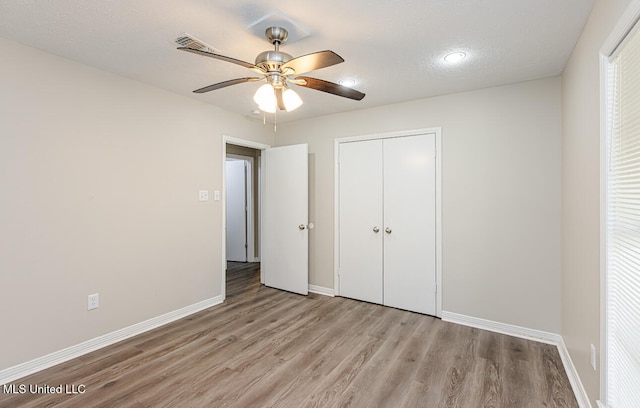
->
338, 134, 436, 315
383, 135, 436, 314
338, 139, 384, 304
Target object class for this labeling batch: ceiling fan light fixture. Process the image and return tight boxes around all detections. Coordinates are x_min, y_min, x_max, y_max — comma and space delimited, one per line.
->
254, 83, 279, 112
254, 83, 276, 105
283, 88, 303, 112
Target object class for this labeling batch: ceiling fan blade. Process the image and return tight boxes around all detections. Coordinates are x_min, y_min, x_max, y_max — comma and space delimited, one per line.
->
281, 51, 344, 75
275, 88, 286, 110
295, 76, 365, 101
193, 77, 262, 94
178, 47, 265, 73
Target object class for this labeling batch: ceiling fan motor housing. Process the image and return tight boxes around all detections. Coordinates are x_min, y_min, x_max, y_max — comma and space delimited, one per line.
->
255, 50, 293, 72
255, 27, 293, 73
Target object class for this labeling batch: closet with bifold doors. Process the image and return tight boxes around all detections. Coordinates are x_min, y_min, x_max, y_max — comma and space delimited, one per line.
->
337, 132, 437, 315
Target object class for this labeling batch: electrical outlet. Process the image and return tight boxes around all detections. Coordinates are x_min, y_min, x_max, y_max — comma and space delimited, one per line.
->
88, 293, 99, 311
199, 190, 209, 201
591, 344, 597, 370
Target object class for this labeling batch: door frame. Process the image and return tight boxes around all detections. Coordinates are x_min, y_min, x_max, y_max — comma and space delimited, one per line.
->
222, 135, 270, 300
333, 127, 443, 317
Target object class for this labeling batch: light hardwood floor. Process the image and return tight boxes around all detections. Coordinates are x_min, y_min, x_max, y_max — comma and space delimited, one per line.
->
1, 262, 578, 407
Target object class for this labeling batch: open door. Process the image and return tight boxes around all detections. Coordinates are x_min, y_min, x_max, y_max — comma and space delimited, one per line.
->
262, 144, 309, 295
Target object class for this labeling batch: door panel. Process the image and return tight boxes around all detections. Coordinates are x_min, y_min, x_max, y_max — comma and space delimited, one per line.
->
226, 160, 247, 262
383, 134, 437, 315
338, 140, 384, 303
262, 144, 309, 295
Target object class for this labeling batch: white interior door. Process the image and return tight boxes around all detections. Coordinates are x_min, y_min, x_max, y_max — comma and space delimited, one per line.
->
383, 134, 437, 315
226, 159, 247, 262
262, 144, 309, 295
338, 140, 384, 303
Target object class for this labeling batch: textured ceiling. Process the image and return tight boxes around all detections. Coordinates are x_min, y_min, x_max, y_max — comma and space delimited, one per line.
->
0, 0, 595, 123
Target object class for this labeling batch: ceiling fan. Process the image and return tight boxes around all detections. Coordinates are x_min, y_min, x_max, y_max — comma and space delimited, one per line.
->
178, 26, 365, 113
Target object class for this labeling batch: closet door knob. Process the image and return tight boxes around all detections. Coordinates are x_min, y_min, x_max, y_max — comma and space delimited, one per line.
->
373, 226, 380, 233
299, 224, 306, 230
385, 227, 392, 234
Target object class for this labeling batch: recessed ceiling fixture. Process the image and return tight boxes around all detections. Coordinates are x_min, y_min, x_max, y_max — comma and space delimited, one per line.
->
177, 26, 365, 113
443, 52, 466, 64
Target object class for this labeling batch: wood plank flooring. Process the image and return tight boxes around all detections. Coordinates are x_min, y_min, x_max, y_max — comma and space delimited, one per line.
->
0, 262, 578, 407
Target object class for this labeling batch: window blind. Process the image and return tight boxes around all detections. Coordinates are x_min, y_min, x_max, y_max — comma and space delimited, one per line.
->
607, 20, 640, 408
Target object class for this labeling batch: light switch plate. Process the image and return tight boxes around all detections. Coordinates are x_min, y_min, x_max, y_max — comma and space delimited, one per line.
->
199, 190, 209, 201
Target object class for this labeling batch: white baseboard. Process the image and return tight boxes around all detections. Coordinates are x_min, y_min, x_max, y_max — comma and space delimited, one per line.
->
441, 311, 592, 408
441, 311, 561, 344
556, 338, 594, 408
0, 295, 224, 385
308, 284, 334, 297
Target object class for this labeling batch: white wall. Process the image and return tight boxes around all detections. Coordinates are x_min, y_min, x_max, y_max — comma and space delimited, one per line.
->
277, 77, 562, 333
0, 37, 272, 371
561, 0, 632, 405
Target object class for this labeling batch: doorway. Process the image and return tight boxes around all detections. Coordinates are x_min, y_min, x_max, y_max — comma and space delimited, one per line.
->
225, 155, 254, 263
225, 143, 262, 289
221, 136, 310, 300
